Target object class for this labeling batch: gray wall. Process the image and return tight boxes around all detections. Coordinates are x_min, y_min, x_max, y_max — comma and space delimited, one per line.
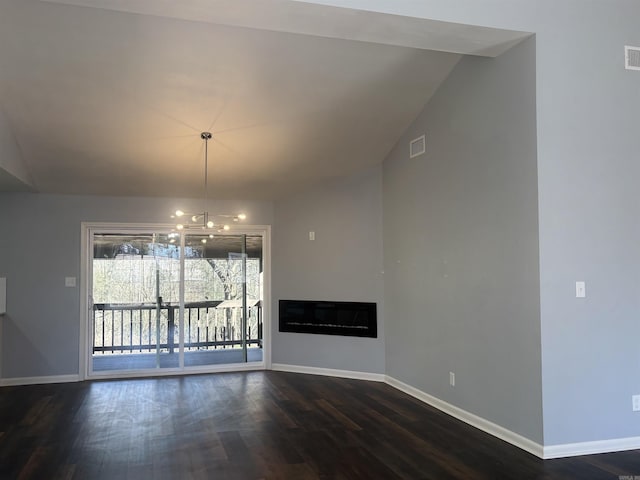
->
383, 38, 541, 443
0, 193, 273, 378
272, 166, 385, 373
0, 109, 31, 189
311, 0, 640, 448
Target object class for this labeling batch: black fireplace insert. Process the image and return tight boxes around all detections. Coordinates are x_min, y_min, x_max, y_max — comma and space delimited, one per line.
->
279, 299, 377, 338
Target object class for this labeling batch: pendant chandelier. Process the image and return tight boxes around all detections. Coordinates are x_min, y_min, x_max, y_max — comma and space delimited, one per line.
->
171, 132, 246, 232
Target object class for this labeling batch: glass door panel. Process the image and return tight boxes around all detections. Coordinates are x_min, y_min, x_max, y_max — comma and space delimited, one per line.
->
91, 232, 181, 373
182, 233, 263, 368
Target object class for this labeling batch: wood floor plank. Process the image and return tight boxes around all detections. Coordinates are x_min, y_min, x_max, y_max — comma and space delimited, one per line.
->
0, 371, 639, 479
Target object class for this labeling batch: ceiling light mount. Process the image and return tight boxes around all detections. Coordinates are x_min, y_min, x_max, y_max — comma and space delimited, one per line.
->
171, 131, 246, 232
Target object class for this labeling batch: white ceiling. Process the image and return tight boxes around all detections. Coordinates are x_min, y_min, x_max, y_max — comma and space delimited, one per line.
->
0, 0, 529, 199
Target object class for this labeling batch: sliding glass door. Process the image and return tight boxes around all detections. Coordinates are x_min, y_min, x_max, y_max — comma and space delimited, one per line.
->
86, 226, 265, 377
91, 232, 181, 372
182, 234, 263, 367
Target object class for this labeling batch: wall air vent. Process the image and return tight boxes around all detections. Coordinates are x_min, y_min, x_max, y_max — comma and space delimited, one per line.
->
409, 134, 426, 158
625, 46, 640, 70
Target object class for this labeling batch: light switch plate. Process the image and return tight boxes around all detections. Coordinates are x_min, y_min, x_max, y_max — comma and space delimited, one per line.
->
576, 281, 586, 298
65, 277, 77, 288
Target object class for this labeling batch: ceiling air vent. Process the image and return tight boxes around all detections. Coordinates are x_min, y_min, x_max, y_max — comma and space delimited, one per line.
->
625, 46, 640, 70
409, 134, 426, 158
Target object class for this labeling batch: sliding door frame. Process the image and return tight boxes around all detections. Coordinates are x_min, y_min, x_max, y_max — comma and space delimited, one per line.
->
79, 222, 271, 381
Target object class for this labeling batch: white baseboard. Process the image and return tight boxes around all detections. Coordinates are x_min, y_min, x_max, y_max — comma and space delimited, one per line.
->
271, 363, 386, 382
385, 375, 545, 458
0, 374, 80, 387
543, 436, 640, 459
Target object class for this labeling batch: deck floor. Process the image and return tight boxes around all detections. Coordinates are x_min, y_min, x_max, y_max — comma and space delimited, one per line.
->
92, 348, 263, 372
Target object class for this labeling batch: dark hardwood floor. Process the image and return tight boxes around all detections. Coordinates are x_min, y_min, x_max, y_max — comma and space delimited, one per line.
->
0, 371, 638, 479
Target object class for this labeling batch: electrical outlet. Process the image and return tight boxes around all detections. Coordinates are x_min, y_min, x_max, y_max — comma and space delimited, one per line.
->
449, 372, 455, 387
633, 395, 640, 411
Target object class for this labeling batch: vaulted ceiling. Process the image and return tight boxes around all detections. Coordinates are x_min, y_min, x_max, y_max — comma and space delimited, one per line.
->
0, 0, 529, 199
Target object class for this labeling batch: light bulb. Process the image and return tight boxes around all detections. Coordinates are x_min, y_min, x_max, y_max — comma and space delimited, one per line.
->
209, 234, 214, 238
207, 220, 214, 228
223, 224, 230, 231
201, 238, 207, 244
192, 215, 199, 222
176, 224, 184, 230
238, 213, 247, 220
175, 210, 184, 217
